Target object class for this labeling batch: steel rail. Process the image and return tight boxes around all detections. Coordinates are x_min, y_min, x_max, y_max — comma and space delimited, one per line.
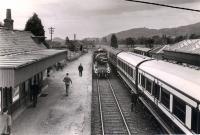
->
96, 79, 105, 135
107, 79, 131, 135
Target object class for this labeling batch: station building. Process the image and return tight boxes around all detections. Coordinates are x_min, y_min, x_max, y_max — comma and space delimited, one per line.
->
133, 47, 151, 56
0, 9, 67, 114
163, 39, 200, 67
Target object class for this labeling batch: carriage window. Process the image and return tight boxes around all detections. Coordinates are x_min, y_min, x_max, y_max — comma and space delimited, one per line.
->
191, 108, 200, 134
141, 74, 145, 88
173, 96, 186, 123
146, 79, 152, 94
131, 69, 133, 78
125, 63, 127, 72
132, 70, 135, 80
138, 73, 141, 84
128, 66, 131, 75
161, 88, 170, 109
152, 83, 160, 99
126, 64, 127, 72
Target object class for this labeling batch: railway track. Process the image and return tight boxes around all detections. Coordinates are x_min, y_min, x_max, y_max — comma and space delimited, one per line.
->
96, 78, 131, 135
91, 73, 163, 135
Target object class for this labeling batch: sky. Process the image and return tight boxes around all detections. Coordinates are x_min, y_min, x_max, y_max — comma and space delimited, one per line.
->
0, 0, 200, 40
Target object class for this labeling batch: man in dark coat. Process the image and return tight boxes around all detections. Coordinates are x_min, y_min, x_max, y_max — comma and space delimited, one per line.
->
63, 73, 72, 96
131, 93, 138, 112
78, 63, 83, 77
31, 81, 39, 107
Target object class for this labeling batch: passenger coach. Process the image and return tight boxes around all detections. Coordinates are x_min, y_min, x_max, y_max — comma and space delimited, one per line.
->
107, 47, 200, 134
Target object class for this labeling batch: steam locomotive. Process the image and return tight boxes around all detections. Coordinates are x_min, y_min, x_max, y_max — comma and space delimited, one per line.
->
93, 48, 111, 78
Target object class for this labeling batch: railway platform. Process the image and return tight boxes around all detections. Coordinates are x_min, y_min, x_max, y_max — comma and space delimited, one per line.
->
12, 52, 92, 135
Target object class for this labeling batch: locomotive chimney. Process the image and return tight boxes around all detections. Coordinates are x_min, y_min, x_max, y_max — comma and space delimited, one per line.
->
4, 9, 14, 30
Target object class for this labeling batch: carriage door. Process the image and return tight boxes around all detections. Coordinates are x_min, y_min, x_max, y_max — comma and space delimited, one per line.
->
0, 88, 2, 112
153, 82, 160, 105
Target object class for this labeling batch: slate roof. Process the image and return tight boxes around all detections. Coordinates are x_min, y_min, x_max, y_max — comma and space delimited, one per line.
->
0, 28, 67, 69
149, 45, 169, 54
0, 28, 46, 56
164, 39, 200, 55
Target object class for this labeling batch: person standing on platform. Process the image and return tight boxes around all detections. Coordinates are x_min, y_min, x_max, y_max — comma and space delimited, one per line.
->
131, 93, 138, 112
78, 63, 83, 77
63, 73, 72, 96
31, 81, 39, 107
1, 108, 12, 135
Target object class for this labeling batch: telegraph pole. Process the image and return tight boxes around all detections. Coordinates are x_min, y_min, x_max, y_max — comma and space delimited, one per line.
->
48, 27, 55, 41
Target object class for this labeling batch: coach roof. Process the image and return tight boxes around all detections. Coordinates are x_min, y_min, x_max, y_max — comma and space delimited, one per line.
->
140, 59, 200, 103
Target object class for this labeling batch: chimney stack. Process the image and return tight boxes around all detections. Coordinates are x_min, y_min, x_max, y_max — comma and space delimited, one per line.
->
4, 9, 14, 30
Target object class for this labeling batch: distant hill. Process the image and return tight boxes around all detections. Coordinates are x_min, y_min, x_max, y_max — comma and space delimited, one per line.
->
53, 37, 65, 44
105, 22, 200, 40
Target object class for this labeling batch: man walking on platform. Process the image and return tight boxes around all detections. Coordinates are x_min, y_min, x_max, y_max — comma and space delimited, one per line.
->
78, 63, 83, 77
63, 73, 72, 96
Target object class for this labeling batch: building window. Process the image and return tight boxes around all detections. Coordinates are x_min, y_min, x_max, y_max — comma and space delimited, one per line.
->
146, 78, 152, 94
173, 96, 186, 123
152, 82, 160, 99
13, 86, 20, 102
161, 88, 170, 109
141, 74, 145, 88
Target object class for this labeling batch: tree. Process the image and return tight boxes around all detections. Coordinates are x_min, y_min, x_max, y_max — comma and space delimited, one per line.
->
102, 37, 107, 44
189, 34, 200, 39
0, 22, 3, 27
65, 36, 70, 45
24, 13, 45, 42
67, 42, 76, 52
126, 37, 135, 48
110, 34, 118, 48
145, 38, 154, 48
174, 35, 185, 43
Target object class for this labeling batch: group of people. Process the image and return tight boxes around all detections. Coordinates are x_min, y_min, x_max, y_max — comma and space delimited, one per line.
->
0, 63, 83, 135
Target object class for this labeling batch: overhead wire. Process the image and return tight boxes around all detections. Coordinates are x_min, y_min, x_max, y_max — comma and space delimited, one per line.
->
126, 0, 200, 13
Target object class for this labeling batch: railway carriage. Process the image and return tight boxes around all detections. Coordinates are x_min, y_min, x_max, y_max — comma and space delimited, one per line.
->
107, 47, 200, 134
138, 59, 200, 134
